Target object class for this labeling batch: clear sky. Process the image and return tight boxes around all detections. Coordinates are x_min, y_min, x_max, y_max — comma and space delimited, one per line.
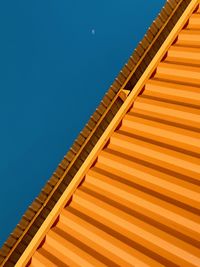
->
0, 0, 165, 247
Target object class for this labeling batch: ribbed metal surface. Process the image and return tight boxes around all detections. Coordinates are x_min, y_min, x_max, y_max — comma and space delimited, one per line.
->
29, 7, 200, 267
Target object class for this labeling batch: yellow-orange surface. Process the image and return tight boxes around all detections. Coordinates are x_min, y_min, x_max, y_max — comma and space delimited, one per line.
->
24, 3, 200, 267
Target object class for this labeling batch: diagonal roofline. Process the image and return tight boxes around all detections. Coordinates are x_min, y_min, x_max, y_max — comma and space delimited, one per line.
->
0, 0, 197, 266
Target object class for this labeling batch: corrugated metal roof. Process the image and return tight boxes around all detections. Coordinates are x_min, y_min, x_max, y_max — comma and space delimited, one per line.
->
26, 1, 200, 266
1, 0, 200, 266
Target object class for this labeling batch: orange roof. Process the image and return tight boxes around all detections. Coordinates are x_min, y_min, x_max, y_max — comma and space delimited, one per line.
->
1, 0, 200, 266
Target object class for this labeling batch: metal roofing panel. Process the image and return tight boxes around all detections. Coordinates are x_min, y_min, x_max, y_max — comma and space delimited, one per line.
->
1, 0, 200, 266
27, 2, 200, 266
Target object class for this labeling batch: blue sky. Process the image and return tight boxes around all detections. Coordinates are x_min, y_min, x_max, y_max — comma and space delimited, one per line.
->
0, 0, 165, 247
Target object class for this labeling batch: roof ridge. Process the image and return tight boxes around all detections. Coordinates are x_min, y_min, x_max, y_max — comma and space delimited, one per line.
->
0, 0, 195, 265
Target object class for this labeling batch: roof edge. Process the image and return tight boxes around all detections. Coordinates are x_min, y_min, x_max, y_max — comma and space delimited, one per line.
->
0, 0, 196, 265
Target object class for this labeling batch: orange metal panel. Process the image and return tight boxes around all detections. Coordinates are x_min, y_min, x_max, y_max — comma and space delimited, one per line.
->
14, 1, 200, 266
